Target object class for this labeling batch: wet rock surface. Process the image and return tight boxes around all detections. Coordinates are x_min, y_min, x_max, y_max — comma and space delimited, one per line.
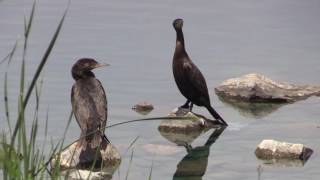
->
132, 101, 154, 115
158, 107, 221, 134
255, 139, 313, 164
50, 140, 121, 179
215, 73, 320, 103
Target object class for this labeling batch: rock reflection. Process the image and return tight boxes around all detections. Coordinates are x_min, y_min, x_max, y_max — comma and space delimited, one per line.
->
159, 123, 225, 180
258, 158, 310, 167
173, 127, 225, 180
219, 97, 287, 118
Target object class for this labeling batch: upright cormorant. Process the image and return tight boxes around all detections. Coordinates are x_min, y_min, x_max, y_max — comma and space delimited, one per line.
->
172, 18, 228, 126
71, 58, 109, 151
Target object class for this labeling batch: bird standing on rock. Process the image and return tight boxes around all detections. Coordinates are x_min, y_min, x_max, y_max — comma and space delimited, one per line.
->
172, 18, 228, 126
71, 58, 110, 157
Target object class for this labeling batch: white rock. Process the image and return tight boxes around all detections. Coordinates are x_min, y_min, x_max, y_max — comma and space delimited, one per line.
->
255, 139, 313, 160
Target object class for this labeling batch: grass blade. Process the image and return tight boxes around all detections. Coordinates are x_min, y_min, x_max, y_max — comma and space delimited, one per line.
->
11, 1, 69, 146
148, 160, 154, 180
125, 148, 134, 180
124, 136, 139, 155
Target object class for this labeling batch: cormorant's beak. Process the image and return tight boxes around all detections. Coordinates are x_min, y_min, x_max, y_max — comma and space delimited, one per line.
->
92, 63, 110, 69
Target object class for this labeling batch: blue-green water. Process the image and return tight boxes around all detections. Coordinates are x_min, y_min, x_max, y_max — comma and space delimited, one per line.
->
0, 0, 320, 179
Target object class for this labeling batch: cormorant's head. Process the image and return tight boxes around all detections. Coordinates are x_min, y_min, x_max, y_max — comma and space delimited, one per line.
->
71, 58, 109, 80
173, 18, 183, 30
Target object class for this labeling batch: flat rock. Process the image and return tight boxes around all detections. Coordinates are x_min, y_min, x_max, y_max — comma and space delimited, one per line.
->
158, 107, 220, 134
215, 73, 320, 103
158, 108, 221, 145
255, 139, 313, 161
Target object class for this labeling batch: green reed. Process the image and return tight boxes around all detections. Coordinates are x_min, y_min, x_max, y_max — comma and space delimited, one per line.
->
0, 1, 69, 179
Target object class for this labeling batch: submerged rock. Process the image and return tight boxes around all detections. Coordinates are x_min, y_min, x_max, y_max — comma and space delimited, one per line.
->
255, 140, 313, 163
132, 101, 154, 115
142, 144, 182, 155
215, 73, 320, 103
50, 140, 121, 179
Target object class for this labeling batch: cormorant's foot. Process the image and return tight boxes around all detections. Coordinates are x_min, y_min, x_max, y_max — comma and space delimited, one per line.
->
182, 142, 193, 153
218, 119, 228, 126
179, 104, 190, 109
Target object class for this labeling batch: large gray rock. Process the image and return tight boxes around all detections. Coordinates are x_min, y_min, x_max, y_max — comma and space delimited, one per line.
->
50, 141, 121, 179
255, 140, 313, 163
215, 73, 320, 103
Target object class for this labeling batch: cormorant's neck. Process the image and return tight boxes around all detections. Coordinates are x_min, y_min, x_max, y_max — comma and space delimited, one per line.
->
72, 70, 95, 81
175, 28, 186, 52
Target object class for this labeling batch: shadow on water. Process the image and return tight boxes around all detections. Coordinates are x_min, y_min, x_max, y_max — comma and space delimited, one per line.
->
218, 97, 288, 119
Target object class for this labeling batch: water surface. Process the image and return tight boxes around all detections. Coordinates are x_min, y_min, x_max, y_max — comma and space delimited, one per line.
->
0, 0, 319, 179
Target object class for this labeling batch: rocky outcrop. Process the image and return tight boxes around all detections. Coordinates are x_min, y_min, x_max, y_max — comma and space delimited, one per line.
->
255, 139, 313, 166
215, 73, 320, 103
50, 141, 121, 179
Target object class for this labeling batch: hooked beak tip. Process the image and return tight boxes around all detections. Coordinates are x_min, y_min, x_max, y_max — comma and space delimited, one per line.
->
94, 63, 110, 69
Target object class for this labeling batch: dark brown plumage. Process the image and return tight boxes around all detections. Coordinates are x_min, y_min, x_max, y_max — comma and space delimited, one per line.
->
71, 58, 109, 150
172, 18, 227, 126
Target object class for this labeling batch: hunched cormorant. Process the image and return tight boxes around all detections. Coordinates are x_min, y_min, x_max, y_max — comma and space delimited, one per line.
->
172, 18, 228, 126
71, 58, 110, 152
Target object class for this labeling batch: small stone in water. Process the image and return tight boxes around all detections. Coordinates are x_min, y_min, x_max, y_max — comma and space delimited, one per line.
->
132, 101, 154, 115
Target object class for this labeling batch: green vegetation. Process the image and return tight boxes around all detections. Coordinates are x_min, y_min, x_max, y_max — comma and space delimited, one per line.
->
0, 1, 69, 179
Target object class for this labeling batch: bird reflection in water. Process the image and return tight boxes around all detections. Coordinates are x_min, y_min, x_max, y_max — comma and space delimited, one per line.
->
172, 127, 226, 180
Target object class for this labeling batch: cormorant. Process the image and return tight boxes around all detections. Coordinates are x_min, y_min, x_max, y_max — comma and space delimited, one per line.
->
172, 18, 228, 126
71, 58, 110, 152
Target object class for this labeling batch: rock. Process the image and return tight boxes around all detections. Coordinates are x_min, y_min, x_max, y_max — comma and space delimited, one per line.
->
158, 108, 221, 146
158, 107, 220, 134
255, 140, 313, 161
61, 168, 114, 180
215, 73, 320, 103
50, 140, 121, 177
132, 101, 154, 115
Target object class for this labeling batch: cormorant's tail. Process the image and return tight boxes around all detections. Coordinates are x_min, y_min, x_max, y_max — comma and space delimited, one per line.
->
206, 106, 228, 126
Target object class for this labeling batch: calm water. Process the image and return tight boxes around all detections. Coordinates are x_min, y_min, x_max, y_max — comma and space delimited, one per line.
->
0, 0, 320, 179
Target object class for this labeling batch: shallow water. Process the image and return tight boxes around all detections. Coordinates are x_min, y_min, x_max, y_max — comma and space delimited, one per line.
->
0, 0, 320, 179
